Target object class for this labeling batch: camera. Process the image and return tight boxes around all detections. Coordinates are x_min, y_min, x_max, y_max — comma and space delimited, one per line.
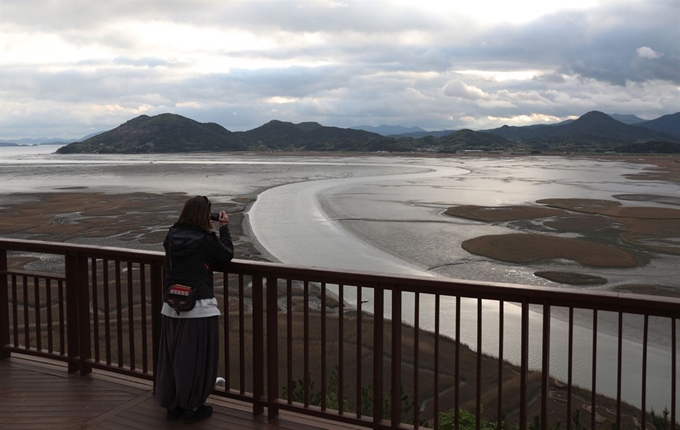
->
210, 212, 220, 221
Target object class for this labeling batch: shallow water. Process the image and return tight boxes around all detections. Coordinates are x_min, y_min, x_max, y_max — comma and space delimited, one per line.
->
1, 146, 678, 412
246, 154, 679, 412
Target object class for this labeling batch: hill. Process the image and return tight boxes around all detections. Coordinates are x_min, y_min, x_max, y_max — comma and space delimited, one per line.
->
233, 120, 392, 151
53, 111, 680, 154
485, 111, 678, 150
634, 112, 680, 139
390, 129, 459, 138
349, 124, 426, 136
608, 113, 646, 124
56, 114, 249, 154
435, 129, 514, 152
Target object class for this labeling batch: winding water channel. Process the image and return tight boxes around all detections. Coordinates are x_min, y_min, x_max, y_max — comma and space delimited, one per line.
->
246, 157, 679, 413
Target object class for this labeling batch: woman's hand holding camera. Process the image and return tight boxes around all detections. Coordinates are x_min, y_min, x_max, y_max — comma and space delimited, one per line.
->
218, 211, 229, 227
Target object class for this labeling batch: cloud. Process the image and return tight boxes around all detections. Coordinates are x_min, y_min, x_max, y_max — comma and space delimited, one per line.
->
443, 81, 488, 100
0, 0, 678, 138
636, 46, 663, 59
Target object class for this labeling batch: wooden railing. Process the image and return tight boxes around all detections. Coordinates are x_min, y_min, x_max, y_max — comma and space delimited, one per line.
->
0, 238, 677, 429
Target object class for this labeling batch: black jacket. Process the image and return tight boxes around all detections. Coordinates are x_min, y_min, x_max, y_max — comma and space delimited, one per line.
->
163, 224, 234, 300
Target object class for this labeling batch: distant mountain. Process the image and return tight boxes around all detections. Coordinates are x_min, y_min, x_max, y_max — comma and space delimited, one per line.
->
608, 114, 646, 125
350, 124, 426, 136
57, 114, 249, 154
78, 131, 105, 141
0, 137, 71, 145
0, 141, 20, 146
437, 129, 513, 152
234, 120, 390, 151
52, 111, 680, 155
633, 112, 680, 139
485, 111, 678, 149
391, 129, 458, 138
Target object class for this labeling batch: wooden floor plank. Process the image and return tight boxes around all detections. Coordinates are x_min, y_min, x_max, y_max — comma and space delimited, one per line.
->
0, 356, 365, 430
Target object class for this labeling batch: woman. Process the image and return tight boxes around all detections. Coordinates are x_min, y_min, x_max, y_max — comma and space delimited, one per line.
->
155, 195, 234, 424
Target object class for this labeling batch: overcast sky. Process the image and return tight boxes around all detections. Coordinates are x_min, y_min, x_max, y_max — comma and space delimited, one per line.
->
1, 0, 679, 139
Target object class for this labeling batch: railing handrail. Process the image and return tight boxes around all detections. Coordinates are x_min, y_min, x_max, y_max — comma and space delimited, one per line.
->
1, 237, 678, 429
2, 237, 678, 318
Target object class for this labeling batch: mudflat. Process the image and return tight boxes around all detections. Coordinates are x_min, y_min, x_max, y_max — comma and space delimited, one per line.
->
1, 154, 679, 293
443, 155, 680, 290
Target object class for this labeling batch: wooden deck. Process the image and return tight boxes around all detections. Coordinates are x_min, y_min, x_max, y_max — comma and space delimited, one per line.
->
0, 356, 362, 430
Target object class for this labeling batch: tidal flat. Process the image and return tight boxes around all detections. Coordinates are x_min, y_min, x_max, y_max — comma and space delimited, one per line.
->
1, 149, 679, 418
2, 152, 679, 292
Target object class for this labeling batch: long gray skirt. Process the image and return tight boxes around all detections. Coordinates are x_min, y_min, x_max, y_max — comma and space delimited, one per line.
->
155, 316, 219, 411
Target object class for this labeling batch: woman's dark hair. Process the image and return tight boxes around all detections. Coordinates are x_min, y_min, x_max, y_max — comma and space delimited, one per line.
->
174, 196, 213, 232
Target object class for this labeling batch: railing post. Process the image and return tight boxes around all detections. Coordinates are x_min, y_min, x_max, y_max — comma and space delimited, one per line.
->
0, 249, 9, 360
266, 275, 279, 420
252, 274, 265, 416
150, 260, 164, 390
77, 252, 91, 375
65, 251, 81, 373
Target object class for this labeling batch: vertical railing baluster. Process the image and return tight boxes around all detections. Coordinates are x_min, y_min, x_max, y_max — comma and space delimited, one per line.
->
434, 294, 440, 430
616, 312, 623, 428
286, 278, 292, 404
46, 279, 53, 354
115, 260, 123, 368
266, 275, 279, 419
139, 263, 148, 374
238, 274, 245, 394
455, 296, 460, 430
58, 279, 65, 355
33, 276, 41, 352
520, 301, 529, 430
414, 292, 420, 428
222, 271, 230, 391
0, 250, 8, 359
12, 275, 19, 349
338, 283, 344, 415
476, 298, 482, 430
103, 259, 111, 365
127, 261, 136, 371
91, 259, 100, 363
641, 314, 648, 430
252, 274, 264, 416
321, 282, 327, 411
541, 304, 551, 430
498, 300, 504, 430
22, 275, 29, 349
373, 285, 384, 427
391, 287, 402, 427
356, 285, 362, 419
671, 317, 676, 430
303, 280, 310, 408
591, 310, 598, 430
567, 307, 574, 430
